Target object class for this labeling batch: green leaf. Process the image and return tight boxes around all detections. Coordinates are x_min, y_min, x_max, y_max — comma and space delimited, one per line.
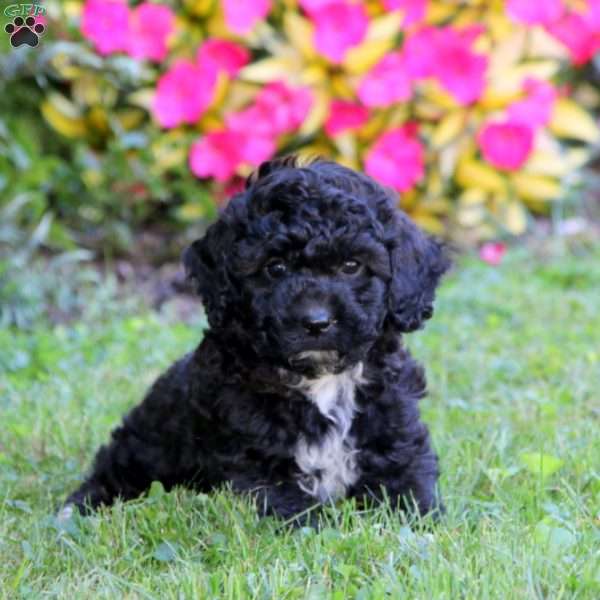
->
148, 480, 166, 499
153, 541, 178, 562
520, 452, 564, 479
534, 520, 576, 554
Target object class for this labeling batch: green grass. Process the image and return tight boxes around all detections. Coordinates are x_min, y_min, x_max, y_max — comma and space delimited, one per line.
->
1, 245, 599, 599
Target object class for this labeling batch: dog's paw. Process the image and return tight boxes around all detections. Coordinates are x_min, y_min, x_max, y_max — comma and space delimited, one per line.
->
56, 503, 75, 523
5, 16, 45, 48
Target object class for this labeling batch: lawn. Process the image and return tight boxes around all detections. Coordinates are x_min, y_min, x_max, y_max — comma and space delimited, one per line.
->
1, 244, 599, 599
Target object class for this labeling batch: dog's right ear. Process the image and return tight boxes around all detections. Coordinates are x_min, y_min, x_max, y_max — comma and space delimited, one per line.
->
183, 218, 235, 328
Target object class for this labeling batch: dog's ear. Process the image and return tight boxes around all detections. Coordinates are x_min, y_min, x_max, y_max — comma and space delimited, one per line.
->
183, 216, 238, 328
384, 209, 450, 333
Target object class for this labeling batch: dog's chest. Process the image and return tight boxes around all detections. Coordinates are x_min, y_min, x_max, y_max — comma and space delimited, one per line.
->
294, 364, 363, 502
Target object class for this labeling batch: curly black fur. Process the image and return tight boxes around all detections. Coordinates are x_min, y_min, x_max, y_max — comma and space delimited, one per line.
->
65, 157, 450, 523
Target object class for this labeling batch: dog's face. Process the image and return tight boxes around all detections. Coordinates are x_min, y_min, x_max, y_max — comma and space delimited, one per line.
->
185, 159, 449, 375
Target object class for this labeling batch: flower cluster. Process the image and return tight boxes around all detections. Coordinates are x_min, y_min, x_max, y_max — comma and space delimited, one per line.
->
82, 0, 175, 61
47, 0, 600, 240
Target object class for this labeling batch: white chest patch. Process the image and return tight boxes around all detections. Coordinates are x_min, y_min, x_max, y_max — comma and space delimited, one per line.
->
294, 362, 365, 502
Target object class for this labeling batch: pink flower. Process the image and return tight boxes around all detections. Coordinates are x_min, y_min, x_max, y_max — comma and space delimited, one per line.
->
197, 38, 251, 77
81, 0, 130, 56
383, 0, 427, 27
311, 1, 369, 63
402, 26, 439, 78
477, 121, 534, 171
403, 26, 487, 104
479, 242, 506, 266
324, 100, 369, 136
152, 60, 217, 128
507, 78, 557, 130
546, 11, 600, 65
189, 129, 275, 181
357, 51, 413, 107
364, 125, 425, 192
223, 0, 272, 34
127, 2, 175, 62
432, 27, 487, 105
227, 81, 312, 137
506, 0, 564, 26
299, 0, 338, 15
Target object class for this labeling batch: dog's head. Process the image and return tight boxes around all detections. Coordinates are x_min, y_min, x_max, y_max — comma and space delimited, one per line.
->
184, 157, 449, 374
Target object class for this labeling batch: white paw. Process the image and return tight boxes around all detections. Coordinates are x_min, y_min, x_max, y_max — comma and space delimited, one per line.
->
56, 504, 74, 522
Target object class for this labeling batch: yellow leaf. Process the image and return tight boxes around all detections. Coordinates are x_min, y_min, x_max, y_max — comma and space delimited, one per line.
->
87, 107, 109, 134
499, 200, 528, 235
283, 12, 316, 59
151, 134, 188, 172
356, 110, 388, 141
299, 89, 330, 136
343, 38, 395, 75
239, 57, 299, 83
490, 61, 560, 96
183, 0, 214, 17
421, 81, 459, 111
295, 143, 332, 163
414, 100, 445, 121
127, 88, 155, 111
430, 110, 467, 149
528, 27, 570, 59
364, 10, 403, 41
207, 71, 230, 110
222, 81, 260, 112
411, 212, 445, 236
549, 98, 600, 143
425, 170, 444, 197
486, 11, 514, 40
330, 73, 354, 98
335, 156, 360, 171
205, 10, 231, 38
459, 188, 488, 205
453, 8, 487, 29
456, 203, 486, 227
478, 88, 521, 111
425, 2, 457, 24
40, 94, 87, 139
301, 64, 329, 86
564, 148, 590, 170
116, 109, 146, 131
524, 150, 570, 177
456, 158, 507, 194
510, 172, 562, 201
333, 132, 357, 161
421, 198, 452, 215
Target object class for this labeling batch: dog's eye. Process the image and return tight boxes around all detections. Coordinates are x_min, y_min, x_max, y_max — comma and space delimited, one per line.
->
265, 259, 288, 279
341, 259, 362, 275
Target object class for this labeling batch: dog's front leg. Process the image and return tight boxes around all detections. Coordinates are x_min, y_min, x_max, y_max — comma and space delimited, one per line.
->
62, 357, 200, 516
232, 477, 320, 526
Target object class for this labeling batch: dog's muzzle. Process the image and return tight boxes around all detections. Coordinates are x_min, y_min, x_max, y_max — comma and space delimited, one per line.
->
288, 350, 341, 372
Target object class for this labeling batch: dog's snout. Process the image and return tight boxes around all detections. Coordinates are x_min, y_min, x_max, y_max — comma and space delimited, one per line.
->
301, 305, 333, 335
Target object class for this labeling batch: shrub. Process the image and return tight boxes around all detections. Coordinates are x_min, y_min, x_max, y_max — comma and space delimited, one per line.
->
2, 0, 600, 252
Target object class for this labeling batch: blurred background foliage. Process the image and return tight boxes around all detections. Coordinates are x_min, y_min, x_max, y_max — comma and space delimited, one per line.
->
1, 0, 600, 263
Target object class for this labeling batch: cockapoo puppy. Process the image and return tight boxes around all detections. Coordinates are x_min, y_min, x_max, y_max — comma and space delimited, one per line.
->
64, 157, 450, 523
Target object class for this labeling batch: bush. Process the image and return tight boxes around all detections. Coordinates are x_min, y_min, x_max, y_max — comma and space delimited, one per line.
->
2, 0, 600, 254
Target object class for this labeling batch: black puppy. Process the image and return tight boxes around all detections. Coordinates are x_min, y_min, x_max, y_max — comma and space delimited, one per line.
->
63, 157, 449, 523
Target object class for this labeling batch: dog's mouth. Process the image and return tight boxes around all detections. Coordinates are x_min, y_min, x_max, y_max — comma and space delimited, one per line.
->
287, 350, 341, 372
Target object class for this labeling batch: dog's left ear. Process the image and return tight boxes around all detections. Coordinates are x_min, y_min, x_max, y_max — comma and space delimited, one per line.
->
385, 210, 450, 333
183, 216, 237, 329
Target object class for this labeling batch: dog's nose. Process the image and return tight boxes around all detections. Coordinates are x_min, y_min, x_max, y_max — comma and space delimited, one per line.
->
301, 306, 333, 335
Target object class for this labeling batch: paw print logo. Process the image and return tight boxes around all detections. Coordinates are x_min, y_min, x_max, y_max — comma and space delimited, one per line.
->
5, 16, 45, 48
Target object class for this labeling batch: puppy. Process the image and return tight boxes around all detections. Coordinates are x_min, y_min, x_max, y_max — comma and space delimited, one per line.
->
64, 157, 449, 523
